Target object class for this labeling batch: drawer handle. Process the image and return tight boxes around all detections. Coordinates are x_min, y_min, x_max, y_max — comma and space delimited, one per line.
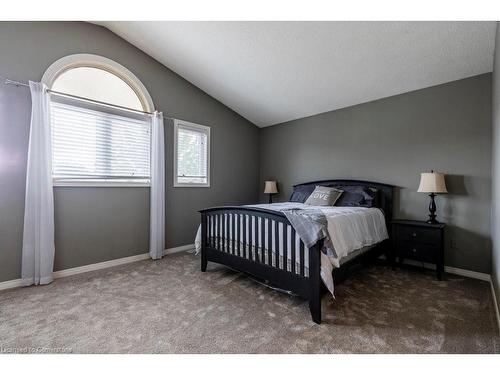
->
412, 232, 417, 237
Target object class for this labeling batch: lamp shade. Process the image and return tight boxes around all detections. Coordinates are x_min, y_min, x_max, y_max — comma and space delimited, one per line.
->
417, 172, 448, 193
264, 181, 278, 194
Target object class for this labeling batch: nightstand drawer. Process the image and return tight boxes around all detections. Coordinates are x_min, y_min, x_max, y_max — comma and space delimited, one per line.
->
398, 241, 437, 263
397, 226, 440, 244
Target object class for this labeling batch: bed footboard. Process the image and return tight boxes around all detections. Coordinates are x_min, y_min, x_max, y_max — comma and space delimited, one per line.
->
199, 207, 323, 324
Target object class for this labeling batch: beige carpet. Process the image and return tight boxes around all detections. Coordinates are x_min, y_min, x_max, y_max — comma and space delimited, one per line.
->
0, 252, 498, 354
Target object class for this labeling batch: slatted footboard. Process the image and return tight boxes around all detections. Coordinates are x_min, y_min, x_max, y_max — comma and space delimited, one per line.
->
199, 206, 324, 324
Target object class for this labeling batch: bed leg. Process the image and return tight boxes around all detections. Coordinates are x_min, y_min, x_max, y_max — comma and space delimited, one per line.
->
309, 293, 321, 324
308, 240, 322, 324
201, 255, 207, 272
201, 213, 208, 272
384, 239, 395, 270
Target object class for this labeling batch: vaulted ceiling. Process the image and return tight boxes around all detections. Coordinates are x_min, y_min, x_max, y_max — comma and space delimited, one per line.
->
97, 21, 496, 127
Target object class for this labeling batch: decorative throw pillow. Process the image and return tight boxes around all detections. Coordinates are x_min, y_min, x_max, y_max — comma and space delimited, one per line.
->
334, 185, 378, 207
304, 186, 343, 206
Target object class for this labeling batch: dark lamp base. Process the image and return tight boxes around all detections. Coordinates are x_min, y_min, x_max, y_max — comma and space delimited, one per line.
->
426, 193, 440, 225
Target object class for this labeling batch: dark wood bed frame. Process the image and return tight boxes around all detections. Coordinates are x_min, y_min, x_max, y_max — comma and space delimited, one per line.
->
199, 179, 394, 324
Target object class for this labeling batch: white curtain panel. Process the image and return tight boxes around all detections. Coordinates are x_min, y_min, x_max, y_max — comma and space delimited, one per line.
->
21, 81, 55, 286
149, 111, 165, 259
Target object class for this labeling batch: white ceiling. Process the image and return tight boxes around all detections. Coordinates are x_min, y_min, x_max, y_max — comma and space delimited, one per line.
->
97, 21, 497, 127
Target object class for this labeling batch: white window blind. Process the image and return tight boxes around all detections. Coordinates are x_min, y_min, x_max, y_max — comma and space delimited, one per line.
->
50, 100, 151, 184
174, 121, 210, 187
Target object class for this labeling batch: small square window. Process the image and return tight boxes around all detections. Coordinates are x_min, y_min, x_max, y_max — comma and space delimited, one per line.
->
174, 120, 210, 187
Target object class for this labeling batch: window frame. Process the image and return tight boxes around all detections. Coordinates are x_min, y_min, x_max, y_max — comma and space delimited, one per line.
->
173, 119, 211, 188
43, 54, 155, 188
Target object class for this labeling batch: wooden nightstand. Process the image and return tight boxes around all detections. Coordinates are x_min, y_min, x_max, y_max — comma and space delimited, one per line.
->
391, 220, 446, 280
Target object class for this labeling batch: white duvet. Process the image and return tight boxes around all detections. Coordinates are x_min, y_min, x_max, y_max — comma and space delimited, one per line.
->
195, 202, 388, 296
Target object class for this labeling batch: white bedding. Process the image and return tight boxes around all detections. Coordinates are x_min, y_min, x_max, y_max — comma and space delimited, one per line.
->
194, 202, 388, 296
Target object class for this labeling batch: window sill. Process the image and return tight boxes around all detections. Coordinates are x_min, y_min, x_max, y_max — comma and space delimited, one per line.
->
53, 180, 150, 188
174, 183, 210, 188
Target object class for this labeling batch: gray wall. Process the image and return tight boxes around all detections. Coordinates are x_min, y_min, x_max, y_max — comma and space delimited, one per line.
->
0, 22, 260, 282
260, 74, 492, 273
492, 22, 500, 312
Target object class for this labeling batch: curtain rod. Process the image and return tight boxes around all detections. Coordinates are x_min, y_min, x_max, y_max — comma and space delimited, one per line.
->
4, 79, 175, 120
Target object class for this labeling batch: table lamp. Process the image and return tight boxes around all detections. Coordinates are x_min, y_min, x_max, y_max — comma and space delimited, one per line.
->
417, 170, 448, 224
264, 181, 278, 204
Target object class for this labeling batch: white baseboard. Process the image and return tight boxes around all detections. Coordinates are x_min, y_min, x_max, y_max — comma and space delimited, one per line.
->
400, 259, 491, 281
0, 278, 25, 291
52, 253, 150, 279
163, 244, 195, 255
0, 244, 195, 291
491, 280, 500, 334
445, 266, 491, 282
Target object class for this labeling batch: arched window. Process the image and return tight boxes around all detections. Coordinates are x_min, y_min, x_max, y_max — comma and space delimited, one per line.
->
52, 67, 144, 111
43, 54, 154, 186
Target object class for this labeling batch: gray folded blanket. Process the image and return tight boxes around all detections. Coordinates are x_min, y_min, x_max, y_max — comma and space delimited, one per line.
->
281, 208, 336, 258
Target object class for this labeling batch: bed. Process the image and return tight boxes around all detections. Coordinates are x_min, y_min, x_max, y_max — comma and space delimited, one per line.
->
197, 179, 394, 324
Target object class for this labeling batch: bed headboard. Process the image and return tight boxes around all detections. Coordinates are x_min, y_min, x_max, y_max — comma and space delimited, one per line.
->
290, 179, 394, 222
